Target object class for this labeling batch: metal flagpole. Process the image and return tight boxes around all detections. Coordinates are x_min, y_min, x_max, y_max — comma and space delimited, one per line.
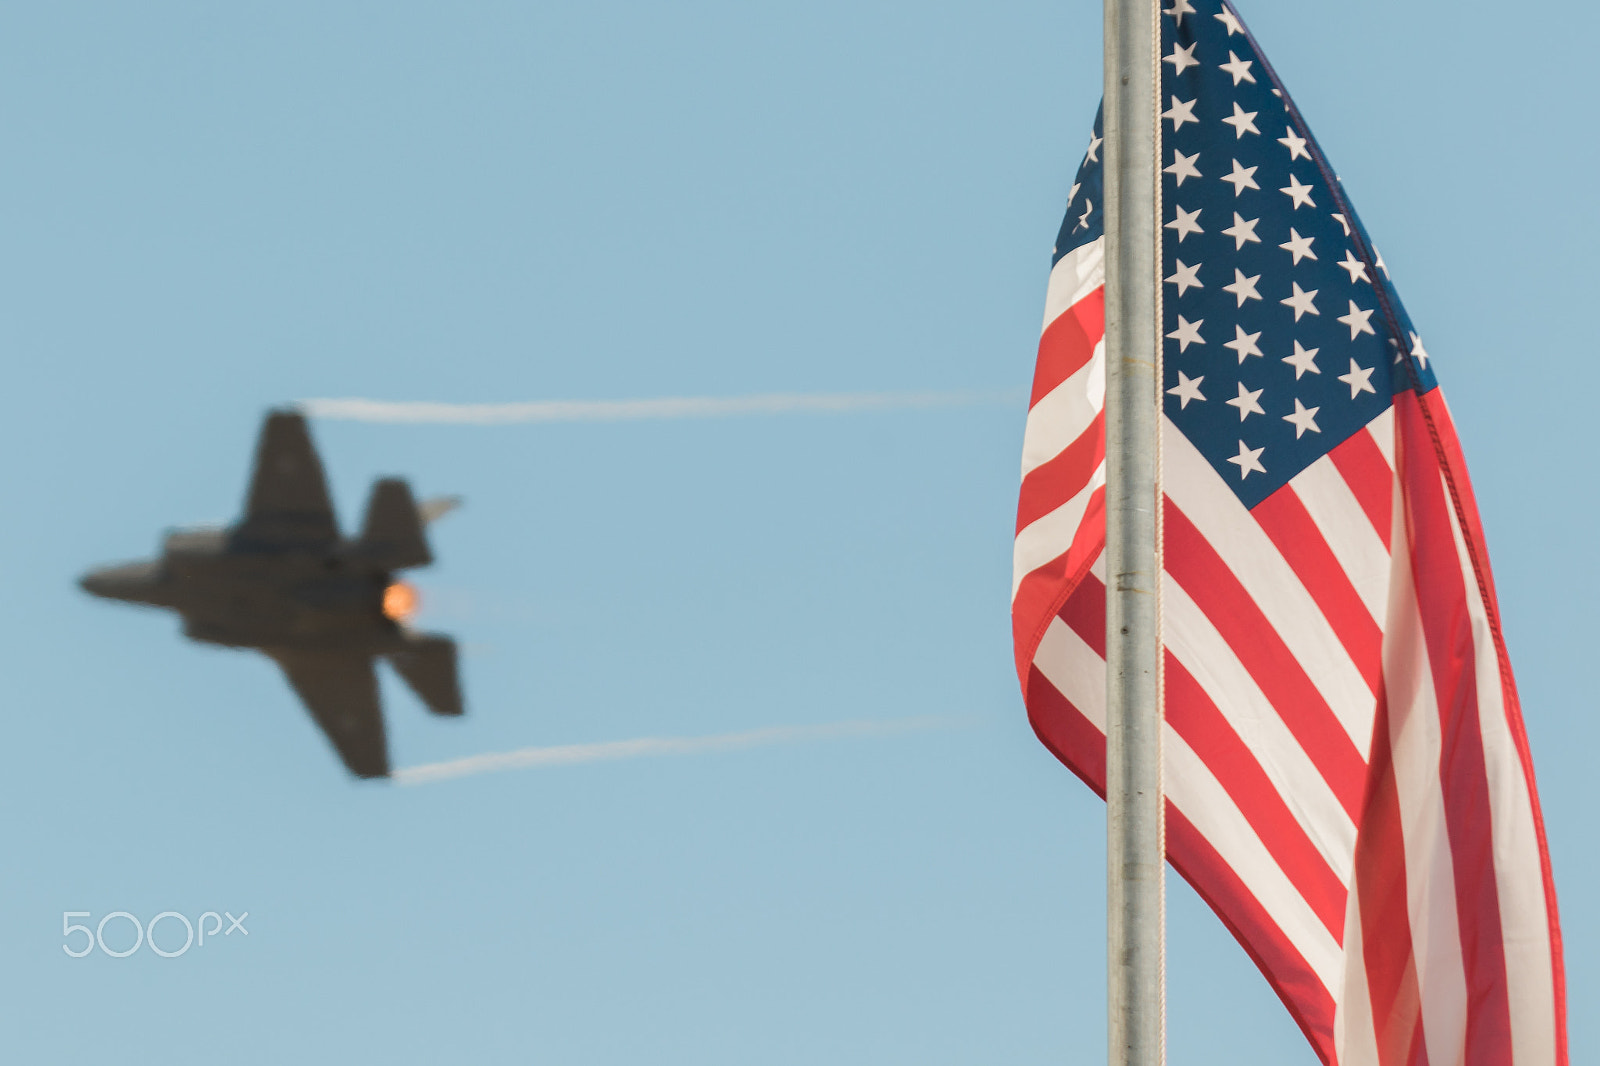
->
1101, 0, 1164, 1065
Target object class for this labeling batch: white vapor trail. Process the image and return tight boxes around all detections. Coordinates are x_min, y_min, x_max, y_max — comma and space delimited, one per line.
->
299, 390, 1013, 425
390, 716, 958, 786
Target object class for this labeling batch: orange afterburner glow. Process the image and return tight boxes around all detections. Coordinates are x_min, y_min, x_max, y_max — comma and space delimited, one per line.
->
382, 581, 419, 622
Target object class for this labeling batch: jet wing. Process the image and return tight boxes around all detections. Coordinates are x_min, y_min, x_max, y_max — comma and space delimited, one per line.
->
231, 411, 340, 550
268, 650, 389, 778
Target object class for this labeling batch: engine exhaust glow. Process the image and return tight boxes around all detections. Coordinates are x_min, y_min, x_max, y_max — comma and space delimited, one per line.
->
382, 581, 419, 622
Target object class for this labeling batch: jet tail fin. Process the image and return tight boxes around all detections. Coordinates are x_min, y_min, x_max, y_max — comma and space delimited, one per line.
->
387, 635, 464, 717
358, 478, 432, 569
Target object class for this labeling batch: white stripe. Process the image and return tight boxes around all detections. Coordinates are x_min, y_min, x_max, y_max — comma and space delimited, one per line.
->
1164, 575, 1356, 882
1288, 457, 1392, 627
1011, 467, 1105, 600
1335, 886, 1383, 1066
1366, 405, 1395, 470
1382, 503, 1470, 1066
1035, 616, 1343, 999
1021, 338, 1105, 477
1165, 720, 1344, 996
1041, 238, 1106, 334
1033, 616, 1107, 731
1440, 472, 1559, 1066
1162, 421, 1376, 750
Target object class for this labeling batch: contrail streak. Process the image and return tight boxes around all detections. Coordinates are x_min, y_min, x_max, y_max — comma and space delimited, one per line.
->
391, 716, 959, 786
299, 390, 1015, 425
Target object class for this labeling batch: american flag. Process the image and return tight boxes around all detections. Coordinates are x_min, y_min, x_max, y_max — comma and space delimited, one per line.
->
1012, 3, 1567, 1064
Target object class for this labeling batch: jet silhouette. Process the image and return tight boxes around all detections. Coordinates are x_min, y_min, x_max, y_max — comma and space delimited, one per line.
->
80, 409, 464, 778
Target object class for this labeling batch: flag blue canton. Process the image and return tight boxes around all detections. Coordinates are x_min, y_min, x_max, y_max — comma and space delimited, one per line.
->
1053, 1, 1439, 509
1160, 0, 1436, 506
1054, 105, 1104, 264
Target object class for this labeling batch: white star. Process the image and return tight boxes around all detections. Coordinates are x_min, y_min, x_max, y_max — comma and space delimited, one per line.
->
1283, 398, 1322, 438
1166, 259, 1203, 296
1221, 211, 1260, 249
1167, 315, 1205, 352
1332, 212, 1351, 237
1226, 381, 1266, 421
1337, 299, 1376, 339
1223, 268, 1262, 307
1219, 50, 1257, 85
1278, 126, 1311, 161
1164, 95, 1198, 131
1165, 0, 1196, 24
1167, 371, 1205, 408
1375, 248, 1389, 278
1227, 440, 1267, 479
1221, 158, 1260, 196
1086, 130, 1103, 163
1166, 204, 1203, 242
1069, 181, 1081, 203
1165, 41, 1200, 75
1223, 323, 1263, 363
1338, 358, 1377, 398
1336, 249, 1370, 284
1282, 340, 1320, 378
1215, 7, 1244, 35
1279, 228, 1316, 264
1280, 281, 1319, 321
1221, 102, 1260, 138
1280, 174, 1316, 209
1165, 149, 1201, 186
1074, 198, 1094, 232
1409, 331, 1430, 369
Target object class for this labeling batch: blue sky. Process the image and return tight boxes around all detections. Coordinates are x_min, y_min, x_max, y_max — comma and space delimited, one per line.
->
2, 1, 1593, 1062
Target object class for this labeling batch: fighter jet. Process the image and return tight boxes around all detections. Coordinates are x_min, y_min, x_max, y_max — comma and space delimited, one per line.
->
80, 409, 464, 779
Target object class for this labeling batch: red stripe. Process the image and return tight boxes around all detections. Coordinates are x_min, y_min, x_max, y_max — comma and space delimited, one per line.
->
1422, 394, 1568, 1064
1163, 499, 1368, 820
1058, 570, 1106, 658
1028, 581, 1347, 1064
1025, 661, 1106, 800
1327, 427, 1393, 548
1026, 597, 1342, 1066
1166, 804, 1338, 1065
1016, 411, 1105, 533
1046, 576, 1349, 980
1353, 686, 1429, 1066
1395, 394, 1513, 1066
1254, 483, 1383, 696
1031, 288, 1104, 407
1165, 652, 1348, 938
1418, 399, 1503, 615
1011, 487, 1104, 681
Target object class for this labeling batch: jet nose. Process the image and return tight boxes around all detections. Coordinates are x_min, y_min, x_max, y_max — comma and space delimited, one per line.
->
80, 561, 164, 604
